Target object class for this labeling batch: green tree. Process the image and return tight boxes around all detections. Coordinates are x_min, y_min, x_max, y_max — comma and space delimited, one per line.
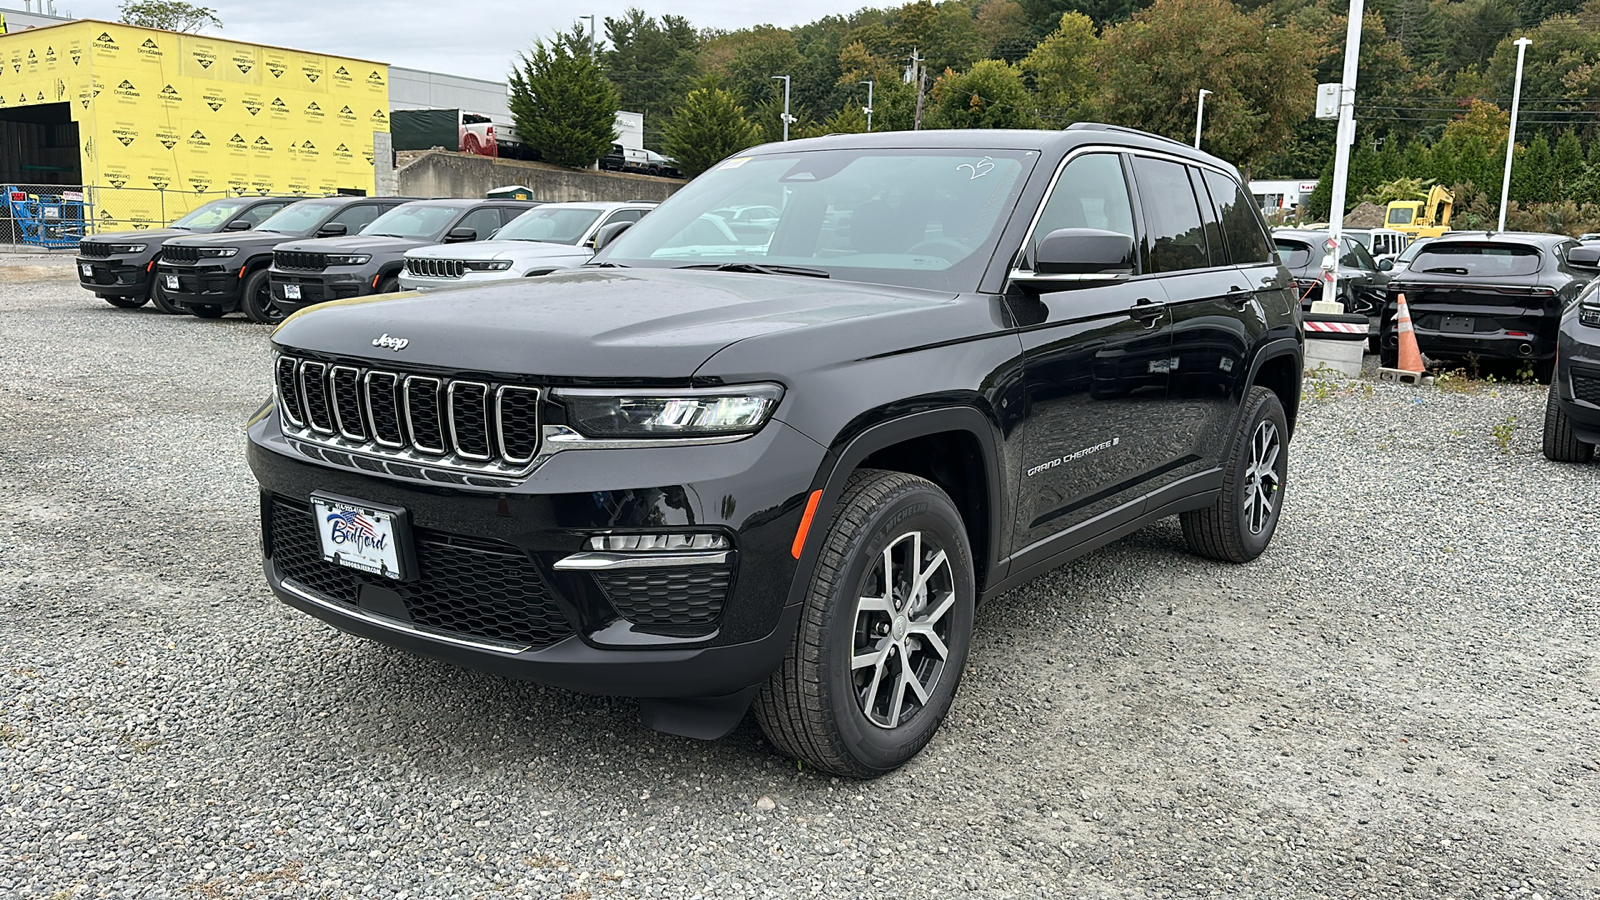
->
509, 24, 620, 169
1442, 99, 1509, 149
1553, 129, 1585, 194
1021, 0, 1147, 32
928, 60, 1037, 129
117, 0, 220, 32
1487, 15, 1600, 131
976, 0, 1033, 59
603, 10, 701, 129
1512, 132, 1554, 201
661, 84, 764, 177
1020, 12, 1100, 122
1094, 0, 1317, 174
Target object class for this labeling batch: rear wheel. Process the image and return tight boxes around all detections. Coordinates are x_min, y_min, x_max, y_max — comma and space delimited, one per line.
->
1542, 380, 1594, 463
754, 470, 975, 778
1181, 386, 1288, 563
240, 269, 283, 325
104, 295, 147, 309
189, 303, 224, 319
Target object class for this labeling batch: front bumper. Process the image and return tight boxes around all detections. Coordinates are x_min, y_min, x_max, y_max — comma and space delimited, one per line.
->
76, 254, 154, 297
247, 409, 825, 698
271, 266, 372, 314
1555, 315, 1600, 445
157, 261, 244, 311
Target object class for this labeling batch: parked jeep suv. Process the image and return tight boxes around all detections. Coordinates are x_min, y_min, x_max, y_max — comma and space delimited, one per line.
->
249, 126, 1303, 777
76, 195, 297, 313
159, 196, 413, 321
1543, 245, 1600, 462
268, 199, 540, 323
399, 201, 655, 291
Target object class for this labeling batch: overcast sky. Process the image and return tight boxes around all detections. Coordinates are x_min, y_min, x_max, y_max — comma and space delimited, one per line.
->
69, 0, 854, 82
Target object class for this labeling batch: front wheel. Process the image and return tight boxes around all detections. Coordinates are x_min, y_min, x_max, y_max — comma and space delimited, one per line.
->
754, 470, 975, 778
189, 304, 225, 319
376, 276, 399, 295
150, 280, 184, 315
1542, 380, 1594, 463
240, 269, 282, 325
104, 295, 147, 309
1181, 386, 1289, 563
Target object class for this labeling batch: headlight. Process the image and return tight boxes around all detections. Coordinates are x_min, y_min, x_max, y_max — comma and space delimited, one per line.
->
105, 243, 146, 253
463, 260, 512, 271
553, 384, 784, 438
326, 254, 371, 266
196, 247, 238, 258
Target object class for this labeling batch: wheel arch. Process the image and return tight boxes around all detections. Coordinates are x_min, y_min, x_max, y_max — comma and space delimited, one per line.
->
1247, 338, 1303, 437
788, 406, 1008, 604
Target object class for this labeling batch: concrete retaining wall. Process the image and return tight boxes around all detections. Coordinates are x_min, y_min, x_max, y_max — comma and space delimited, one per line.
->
394, 151, 684, 202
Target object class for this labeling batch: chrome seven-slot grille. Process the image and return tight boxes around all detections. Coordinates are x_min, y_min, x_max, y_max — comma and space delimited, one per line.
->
405, 257, 467, 279
275, 354, 542, 476
275, 250, 328, 271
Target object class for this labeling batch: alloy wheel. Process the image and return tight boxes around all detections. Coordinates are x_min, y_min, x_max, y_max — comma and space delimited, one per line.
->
851, 530, 956, 730
1242, 421, 1282, 535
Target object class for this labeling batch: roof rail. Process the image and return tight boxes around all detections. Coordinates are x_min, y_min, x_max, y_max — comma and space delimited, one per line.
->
1065, 122, 1194, 150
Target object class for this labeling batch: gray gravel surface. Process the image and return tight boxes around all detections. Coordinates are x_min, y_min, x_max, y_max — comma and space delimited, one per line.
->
3, 257, 1599, 899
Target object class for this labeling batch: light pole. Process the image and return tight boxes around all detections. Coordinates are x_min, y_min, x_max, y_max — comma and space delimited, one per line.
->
1194, 88, 1212, 149
772, 75, 795, 141
1498, 37, 1532, 233
579, 15, 596, 54
860, 80, 874, 132
1321, 0, 1365, 316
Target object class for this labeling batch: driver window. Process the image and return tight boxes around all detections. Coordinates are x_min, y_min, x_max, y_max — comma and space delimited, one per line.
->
1028, 153, 1136, 269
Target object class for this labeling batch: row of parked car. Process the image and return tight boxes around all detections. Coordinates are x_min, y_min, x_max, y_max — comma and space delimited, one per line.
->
75, 195, 658, 325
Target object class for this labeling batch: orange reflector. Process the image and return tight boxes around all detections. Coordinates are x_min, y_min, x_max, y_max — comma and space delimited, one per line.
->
791, 490, 822, 559
145, 260, 154, 271
238, 266, 247, 278
373, 273, 381, 289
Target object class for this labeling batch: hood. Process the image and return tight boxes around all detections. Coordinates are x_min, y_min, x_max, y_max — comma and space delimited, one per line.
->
407, 239, 586, 262
83, 228, 191, 245
276, 235, 426, 254
166, 230, 292, 251
273, 267, 985, 380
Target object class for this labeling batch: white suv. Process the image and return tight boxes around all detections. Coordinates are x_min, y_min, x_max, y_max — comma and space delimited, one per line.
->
399, 201, 655, 290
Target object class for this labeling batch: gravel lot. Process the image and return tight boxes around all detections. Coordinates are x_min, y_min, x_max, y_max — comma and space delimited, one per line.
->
3, 254, 1599, 899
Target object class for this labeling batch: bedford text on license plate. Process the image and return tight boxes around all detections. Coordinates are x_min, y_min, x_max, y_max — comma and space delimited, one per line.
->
312, 497, 404, 579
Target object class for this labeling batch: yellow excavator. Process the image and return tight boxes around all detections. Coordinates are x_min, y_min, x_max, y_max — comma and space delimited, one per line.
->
1384, 185, 1454, 238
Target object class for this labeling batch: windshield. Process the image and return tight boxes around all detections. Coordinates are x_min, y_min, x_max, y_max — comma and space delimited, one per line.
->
256, 200, 340, 235
496, 207, 603, 244
170, 198, 252, 231
1412, 242, 1542, 277
365, 205, 464, 240
598, 148, 1036, 290
1274, 240, 1314, 268
1344, 231, 1372, 249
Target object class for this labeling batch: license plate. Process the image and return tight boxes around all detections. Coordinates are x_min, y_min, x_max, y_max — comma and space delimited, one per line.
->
1441, 315, 1474, 334
283, 283, 301, 300
164, 274, 179, 290
80, 263, 93, 277
312, 496, 405, 580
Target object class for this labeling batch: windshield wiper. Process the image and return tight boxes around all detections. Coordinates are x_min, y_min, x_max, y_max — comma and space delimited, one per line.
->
586, 261, 629, 268
677, 262, 830, 279
1422, 266, 1469, 275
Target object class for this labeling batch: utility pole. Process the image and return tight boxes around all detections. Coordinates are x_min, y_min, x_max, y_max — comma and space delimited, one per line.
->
1498, 37, 1532, 233
771, 75, 795, 141
908, 48, 927, 131
579, 15, 596, 55
860, 80, 874, 132
1320, 0, 1365, 316
1194, 88, 1212, 150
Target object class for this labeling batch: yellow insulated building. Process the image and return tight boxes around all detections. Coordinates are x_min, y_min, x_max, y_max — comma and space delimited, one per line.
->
0, 20, 389, 229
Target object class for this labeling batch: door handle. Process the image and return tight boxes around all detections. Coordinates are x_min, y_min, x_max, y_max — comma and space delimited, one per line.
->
1131, 300, 1164, 327
1225, 287, 1253, 307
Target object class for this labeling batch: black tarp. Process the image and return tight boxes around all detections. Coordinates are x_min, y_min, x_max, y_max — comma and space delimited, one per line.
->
390, 109, 457, 152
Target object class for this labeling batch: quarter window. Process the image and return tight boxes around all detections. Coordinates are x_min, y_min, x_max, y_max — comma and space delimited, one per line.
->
1131, 156, 1210, 273
1029, 153, 1136, 267
1201, 170, 1273, 264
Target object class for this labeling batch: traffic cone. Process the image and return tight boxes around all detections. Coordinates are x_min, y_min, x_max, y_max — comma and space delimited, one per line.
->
1395, 292, 1425, 373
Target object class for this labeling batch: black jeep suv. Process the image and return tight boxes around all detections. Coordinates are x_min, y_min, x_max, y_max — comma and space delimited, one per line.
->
1543, 245, 1600, 462
75, 195, 297, 313
249, 126, 1303, 776
157, 196, 414, 321
267, 199, 541, 324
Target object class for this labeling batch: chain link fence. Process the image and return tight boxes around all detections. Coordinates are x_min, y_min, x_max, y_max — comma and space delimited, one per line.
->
3, 184, 231, 250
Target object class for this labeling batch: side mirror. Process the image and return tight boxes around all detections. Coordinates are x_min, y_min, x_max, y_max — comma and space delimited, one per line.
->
591, 221, 634, 252
224, 219, 252, 232
315, 222, 347, 237
1569, 245, 1600, 272
444, 227, 476, 243
1377, 258, 1394, 271
1011, 228, 1135, 288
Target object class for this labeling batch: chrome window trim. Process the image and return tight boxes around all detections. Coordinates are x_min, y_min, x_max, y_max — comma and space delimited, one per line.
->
495, 386, 541, 464
298, 361, 335, 435
403, 375, 445, 454
329, 365, 367, 441
363, 371, 405, 448
446, 380, 493, 461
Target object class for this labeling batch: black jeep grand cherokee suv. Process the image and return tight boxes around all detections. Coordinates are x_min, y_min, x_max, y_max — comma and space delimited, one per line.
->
250, 126, 1303, 776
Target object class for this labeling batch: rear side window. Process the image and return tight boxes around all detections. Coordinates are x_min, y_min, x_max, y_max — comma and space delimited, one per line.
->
1274, 240, 1313, 268
1202, 170, 1274, 264
1131, 156, 1209, 273
1189, 169, 1225, 265
1411, 243, 1542, 277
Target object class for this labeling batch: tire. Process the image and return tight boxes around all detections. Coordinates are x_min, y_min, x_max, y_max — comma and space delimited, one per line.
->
240, 269, 283, 325
1367, 334, 1380, 355
150, 280, 184, 315
104, 295, 147, 309
1379, 342, 1397, 369
1542, 379, 1594, 463
753, 470, 975, 778
1532, 356, 1556, 385
189, 304, 225, 319
1181, 386, 1289, 563
376, 276, 399, 295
